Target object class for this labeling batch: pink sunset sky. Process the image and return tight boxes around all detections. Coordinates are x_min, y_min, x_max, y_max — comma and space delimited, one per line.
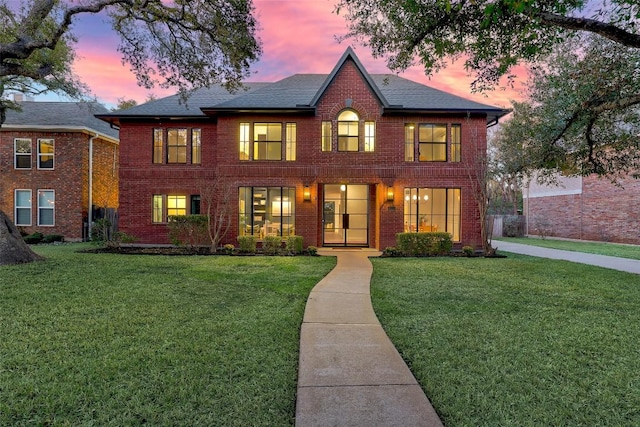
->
67, 0, 529, 109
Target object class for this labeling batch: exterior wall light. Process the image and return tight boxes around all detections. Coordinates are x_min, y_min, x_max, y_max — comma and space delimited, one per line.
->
303, 185, 311, 202
387, 186, 394, 202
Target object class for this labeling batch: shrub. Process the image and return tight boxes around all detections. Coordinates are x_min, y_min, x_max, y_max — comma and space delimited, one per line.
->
306, 246, 318, 256
42, 234, 64, 244
223, 244, 235, 255
237, 235, 257, 253
167, 215, 209, 249
462, 245, 474, 257
286, 235, 304, 255
503, 215, 525, 237
262, 235, 282, 255
383, 246, 401, 257
24, 232, 44, 244
396, 232, 453, 256
91, 218, 112, 243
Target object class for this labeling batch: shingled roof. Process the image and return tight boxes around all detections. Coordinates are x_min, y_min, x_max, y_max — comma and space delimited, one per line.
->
3, 101, 119, 141
98, 48, 510, 126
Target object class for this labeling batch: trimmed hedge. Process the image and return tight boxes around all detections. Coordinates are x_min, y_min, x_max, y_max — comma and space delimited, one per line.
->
396, 232, 453, 256
262, 235, 282, 255
286, 235, 304, 255
237, 235, 258, 253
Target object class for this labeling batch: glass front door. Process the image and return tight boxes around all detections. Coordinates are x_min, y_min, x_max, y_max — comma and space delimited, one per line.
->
323, 184, 369, 246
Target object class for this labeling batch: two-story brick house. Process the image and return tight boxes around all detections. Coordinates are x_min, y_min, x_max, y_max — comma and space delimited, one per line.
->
98, 48, 508, 249
1, 101, 119, 241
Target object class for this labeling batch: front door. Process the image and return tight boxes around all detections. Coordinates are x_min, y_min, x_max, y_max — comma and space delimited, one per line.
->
323, 184, 369, 246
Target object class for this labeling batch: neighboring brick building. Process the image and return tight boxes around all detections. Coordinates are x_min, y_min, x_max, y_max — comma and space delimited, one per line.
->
524, 174, 640, 244
1, 101, 119, 241
98, 48, 508, 249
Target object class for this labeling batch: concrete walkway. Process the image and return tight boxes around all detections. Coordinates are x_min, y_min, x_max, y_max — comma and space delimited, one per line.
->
495, 241, 640, 274
295, 249, 443, 427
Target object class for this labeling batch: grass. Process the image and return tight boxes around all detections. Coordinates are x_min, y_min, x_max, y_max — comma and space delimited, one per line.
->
0, 244, 335, 426
494, 236, 640, 260
371, 255, 640, 426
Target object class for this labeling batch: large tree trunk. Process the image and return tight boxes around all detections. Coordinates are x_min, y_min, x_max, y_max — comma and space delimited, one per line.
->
0, 210, 44, 265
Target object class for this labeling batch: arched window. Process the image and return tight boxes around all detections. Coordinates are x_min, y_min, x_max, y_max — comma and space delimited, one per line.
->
337, 110, 359, 151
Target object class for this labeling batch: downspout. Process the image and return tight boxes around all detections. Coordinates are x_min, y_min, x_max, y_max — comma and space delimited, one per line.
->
88, 133, 98, 240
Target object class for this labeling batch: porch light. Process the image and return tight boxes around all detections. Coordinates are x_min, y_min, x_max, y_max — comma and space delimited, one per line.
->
386, 186, 394, 202
303, 185, 311, 202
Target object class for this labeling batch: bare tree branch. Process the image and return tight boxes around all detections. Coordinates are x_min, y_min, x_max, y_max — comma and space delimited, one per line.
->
536, 12, 640, 48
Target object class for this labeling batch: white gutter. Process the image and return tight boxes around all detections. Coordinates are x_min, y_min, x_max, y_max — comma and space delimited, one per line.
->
88, 133, 98, 240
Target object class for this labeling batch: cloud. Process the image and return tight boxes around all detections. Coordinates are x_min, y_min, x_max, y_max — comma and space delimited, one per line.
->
63, 0, 526, 109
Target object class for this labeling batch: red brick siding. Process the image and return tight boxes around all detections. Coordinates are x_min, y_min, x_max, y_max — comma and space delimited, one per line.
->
117, 60, 487, 249
1, 130, 117, 240
527, 175, 640, 244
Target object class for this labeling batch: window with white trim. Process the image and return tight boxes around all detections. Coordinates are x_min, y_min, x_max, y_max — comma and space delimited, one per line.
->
37, 190, 55, 226
15, 190, 32, 226
38, 139, 54, 169
14, 138, 31, 169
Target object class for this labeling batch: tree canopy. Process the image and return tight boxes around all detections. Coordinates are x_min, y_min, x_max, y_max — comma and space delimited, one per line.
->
0, 0, 261, 124
492, 35, 640, 181
336, 0, 640, 91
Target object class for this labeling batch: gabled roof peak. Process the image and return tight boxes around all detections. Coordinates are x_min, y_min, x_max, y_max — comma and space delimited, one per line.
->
310, 47, 390, 108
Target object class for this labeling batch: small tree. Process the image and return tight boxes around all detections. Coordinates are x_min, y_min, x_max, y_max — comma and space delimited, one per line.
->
199, 173, 234, 253
464, 118, 496, 255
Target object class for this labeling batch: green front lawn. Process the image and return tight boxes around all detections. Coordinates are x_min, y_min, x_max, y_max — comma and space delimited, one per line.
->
0, 244, 335, 426
495, 236, 640, 260
371, 256, 640, 426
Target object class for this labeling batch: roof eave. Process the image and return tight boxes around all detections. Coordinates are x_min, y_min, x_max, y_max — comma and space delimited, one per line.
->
201, 107, 316, 116
382, 107, 512, 123
0, 124, 119, 144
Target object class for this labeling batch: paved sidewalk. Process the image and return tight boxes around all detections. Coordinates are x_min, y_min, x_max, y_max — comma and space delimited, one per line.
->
295, 249, 443, 427
496, 241, 640, 274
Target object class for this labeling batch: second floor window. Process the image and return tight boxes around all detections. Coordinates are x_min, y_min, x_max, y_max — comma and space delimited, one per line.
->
419, 124, 447, 161
451, 124, 461, 162
239, 122, 296, 161
254, 123, 282, 160
167, 129, 187, 163
38, 139, 54, 169
338, 110, 359, 151
321, 121, 332, 151
14, 138, 31, 169
153, 128, 201, 164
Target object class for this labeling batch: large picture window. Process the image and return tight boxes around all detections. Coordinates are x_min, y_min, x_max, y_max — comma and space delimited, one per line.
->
37, 190, 55, 226
337, 110, 359, 151
419, 124, 447, 161
15, 190, 32, 226
403, 188, 460, 241
239, 187, 295, 238
14, 138, 31, 169
38, 139, 54, 169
